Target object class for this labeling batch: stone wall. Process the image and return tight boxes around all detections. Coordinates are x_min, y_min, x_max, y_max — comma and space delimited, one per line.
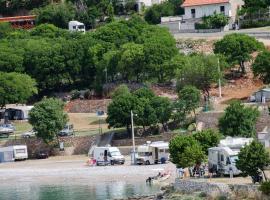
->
2, 135, 97, 158
174, 179, 265, 199
112, 133, 177, 147
65, 99, 111, 113
196, 110, 270, 132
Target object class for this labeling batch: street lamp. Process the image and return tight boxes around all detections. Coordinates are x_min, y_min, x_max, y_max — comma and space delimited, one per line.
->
131, 110, 136, 165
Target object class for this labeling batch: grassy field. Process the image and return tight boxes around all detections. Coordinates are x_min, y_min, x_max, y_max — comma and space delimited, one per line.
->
0, 113, 122, 143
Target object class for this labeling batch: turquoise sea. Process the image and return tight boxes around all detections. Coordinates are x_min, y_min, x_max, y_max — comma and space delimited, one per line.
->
0, 181, 160, 200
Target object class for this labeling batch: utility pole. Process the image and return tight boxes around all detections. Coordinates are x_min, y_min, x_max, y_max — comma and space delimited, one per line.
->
131, 110, 136, 165
218, 58, 222, 98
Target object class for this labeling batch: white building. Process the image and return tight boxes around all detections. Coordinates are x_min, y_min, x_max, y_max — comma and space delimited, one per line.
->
181, 0, 244, 30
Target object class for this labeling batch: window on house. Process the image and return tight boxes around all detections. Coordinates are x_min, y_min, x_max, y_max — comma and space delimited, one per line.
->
220, 6, 225, 14
191, 9, 196, 18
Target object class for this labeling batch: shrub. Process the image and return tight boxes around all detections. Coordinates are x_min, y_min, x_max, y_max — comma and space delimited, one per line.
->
196, 13, 229, 29
259, 181, 270, 195
240, 20, 270, 29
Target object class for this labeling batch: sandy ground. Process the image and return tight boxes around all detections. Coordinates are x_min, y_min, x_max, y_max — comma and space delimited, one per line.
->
0, 155, 176, 186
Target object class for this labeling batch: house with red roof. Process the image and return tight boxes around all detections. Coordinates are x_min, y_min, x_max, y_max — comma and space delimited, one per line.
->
181, 0, 244, 30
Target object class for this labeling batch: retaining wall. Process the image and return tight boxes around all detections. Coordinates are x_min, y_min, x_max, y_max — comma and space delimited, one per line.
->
174, 179, 265, 199
2, 135, 97, 158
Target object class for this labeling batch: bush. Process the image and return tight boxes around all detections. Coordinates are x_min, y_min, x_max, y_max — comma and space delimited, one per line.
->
195, 13, 229, 29
71, 90, 80, 100
259, 181, 270, 195
240, 20, 270, 29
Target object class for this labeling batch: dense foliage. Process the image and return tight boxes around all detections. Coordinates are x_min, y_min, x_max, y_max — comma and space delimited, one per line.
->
253, 51, 270, 84
0, 72, 37, 108
32, 3, 76, 28
0, 17, 177, 95
196, 13, 229, 29
259, 181, 270, 195
144, 0, 183, 24
176, 54, 223, 98
107, 86, 172, 133
214, 34, 264, 74
29, 98, 68, 143
236, 140, 270, 178
218, 101, 259, 137
193, 129, 222, 154
169, 135, 205, 168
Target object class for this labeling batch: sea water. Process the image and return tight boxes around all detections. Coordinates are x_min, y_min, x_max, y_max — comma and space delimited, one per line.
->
0, 181, 160, 200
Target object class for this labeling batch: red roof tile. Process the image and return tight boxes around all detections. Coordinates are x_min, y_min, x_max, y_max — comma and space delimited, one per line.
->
182, 0, 229, 7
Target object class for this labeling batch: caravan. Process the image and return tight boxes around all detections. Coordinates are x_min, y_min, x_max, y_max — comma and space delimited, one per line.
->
136, 141, 169, 165
68, 21, 85, 33
92, 146, 125, 166
0, 145, 28, 163
208, 137, 253, 176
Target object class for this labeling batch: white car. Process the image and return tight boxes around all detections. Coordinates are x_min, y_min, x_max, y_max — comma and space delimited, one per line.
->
21, 130, 36, 138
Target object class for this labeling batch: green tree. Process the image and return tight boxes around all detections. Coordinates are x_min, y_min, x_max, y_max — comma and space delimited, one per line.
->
214, 34, 264, 74
0, 22, 13, 38
177, 54, 222, 98
150, 96, 172, 130
0, 44, 24, 72
169, 135, 205, 168
193, 129, 222, 154
29, 98, 68, 143
106, 92, 139, 132
144, 2, 174, 24
178, 85, 201, 116
0, 72, 37, 108
140, 26, 178, 82
33, 3, 76, 28
118, 42, 145, 82
218, 101, 259, 137
236, 140, 270, 179
111, 84, 130, 99
133, 87, 155, 99
253, 51, 270, 83
135, 98, 158, 131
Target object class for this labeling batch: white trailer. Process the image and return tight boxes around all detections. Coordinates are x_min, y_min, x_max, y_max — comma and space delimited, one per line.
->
92, 146, 125, 166
0, 145, 28, 163
68, 21, 85, 33
136, 141, 169, 165
208, 137, 253, 176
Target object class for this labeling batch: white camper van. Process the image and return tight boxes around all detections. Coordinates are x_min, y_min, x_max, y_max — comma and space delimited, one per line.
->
208, 137, 253, 176
0, 145, 28, 163
92, 146, 125, 166
136, 141, 169, 165
68, 21, 85, 33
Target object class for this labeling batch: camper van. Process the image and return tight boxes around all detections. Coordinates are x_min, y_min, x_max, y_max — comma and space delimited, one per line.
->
68, 21, 85, 33
208, 137, 253, 176
92, 146, 125, 166
136, 141, 169, 165
0, 145, 28, 163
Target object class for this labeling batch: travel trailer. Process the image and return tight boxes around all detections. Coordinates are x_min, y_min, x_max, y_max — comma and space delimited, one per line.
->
68, 21, 85, 33
0, 145, 28, 163
92, 146, 125, 166
208, 137, 253, 176
136, 141, 169, 165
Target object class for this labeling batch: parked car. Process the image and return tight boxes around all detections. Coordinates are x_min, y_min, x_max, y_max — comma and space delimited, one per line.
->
0, 123, 15, 131
58, 124, 74, 137
0, 126, 14, 138
21, 130, 36, 138
36, 150, 49, 159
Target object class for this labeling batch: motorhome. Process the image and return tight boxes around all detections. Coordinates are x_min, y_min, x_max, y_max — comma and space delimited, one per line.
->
136, 141, 169, 165
92, 146, 125, 166
208, 137, 253, 176
68, 21, 85, 33
0, 145, 28, 163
